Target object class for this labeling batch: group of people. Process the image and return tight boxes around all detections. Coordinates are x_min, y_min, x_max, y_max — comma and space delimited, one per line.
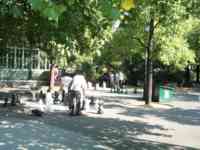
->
100, 71, 127, 93
49, 64, 87, 116
47, 64, 127, 116
110, 71, 127, 93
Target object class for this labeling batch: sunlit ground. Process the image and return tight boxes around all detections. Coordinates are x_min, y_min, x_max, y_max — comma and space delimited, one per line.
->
0, 111, 103, 150
0, 88, 200, 150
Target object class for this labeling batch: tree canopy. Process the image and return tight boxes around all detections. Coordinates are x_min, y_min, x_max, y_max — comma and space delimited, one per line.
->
0, 0, 199, 75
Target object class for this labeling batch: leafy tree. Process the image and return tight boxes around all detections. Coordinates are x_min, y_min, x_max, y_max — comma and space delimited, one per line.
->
186, 18, 200, 82
89, 0, 197, 104
1, 0, 200, 105
0, 0, 115, 66
111, 0, 198, 104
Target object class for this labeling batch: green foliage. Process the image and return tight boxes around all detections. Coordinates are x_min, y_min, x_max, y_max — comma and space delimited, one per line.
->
154, 19, 197, 70
95, 21, 144, 71
93, 0, 197, 72
27, 0, 66, 22
123, 0, 199, 71
186, 18, 200, 62
158, 36, 195, 69
183, 0, 200, 18
0, 0, 200, 79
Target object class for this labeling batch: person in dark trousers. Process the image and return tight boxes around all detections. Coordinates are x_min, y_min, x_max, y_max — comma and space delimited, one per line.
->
69, 70, 87, 115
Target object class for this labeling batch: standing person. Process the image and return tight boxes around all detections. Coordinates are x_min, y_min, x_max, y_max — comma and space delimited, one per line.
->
109, 71, 115, 92
49, 64, 59, 90
119, 71, 124, 90
115, 71, 120, 93
69, 69, 87, 115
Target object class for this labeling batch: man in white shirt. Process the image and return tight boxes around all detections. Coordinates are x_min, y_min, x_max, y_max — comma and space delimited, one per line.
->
69, 70, 87, 115
119, 71, 124, 88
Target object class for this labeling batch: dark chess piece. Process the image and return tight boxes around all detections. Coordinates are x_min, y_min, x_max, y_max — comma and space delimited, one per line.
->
11, 94, 17, 106
3, 98, 8, 107
32, 109, 43, 117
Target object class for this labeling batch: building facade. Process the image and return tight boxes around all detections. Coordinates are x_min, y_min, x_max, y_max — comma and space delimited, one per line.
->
0, 47, 50, 81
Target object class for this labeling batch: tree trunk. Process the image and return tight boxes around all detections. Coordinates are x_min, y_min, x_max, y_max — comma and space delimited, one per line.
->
196, 65, 199, 83
143, 47, 148, 100
144, 17, 154, 105
146, 58, 153, 105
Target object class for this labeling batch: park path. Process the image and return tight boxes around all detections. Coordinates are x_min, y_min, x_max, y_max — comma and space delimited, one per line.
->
0, 87, 200, 150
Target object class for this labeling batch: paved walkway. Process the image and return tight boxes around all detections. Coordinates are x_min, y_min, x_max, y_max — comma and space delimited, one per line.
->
0, 87, 200, 150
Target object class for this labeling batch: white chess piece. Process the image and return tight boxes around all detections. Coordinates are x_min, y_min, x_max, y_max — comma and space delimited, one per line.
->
84, 98, 90, 112
45, 92, 54, 112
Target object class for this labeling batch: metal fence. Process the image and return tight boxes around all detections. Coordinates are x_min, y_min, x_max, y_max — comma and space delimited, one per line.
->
0, 47, 50, 80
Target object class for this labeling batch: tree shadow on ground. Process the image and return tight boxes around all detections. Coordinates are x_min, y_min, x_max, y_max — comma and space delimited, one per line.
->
0, 108, 197, 150
173, 93, 199, 101
102, 94, 143, 101
105, 100, 200, 126
100, 95, 142, 105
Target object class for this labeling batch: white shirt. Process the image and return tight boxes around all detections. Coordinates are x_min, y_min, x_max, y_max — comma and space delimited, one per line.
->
70, 74, 87, 92
115, 73, 120, 82
61, 76, 72, 92
119, 72, 124, 81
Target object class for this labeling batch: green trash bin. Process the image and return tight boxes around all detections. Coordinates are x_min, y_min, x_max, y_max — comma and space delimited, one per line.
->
153, 83, 175, 102
159, 84, 175, 102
